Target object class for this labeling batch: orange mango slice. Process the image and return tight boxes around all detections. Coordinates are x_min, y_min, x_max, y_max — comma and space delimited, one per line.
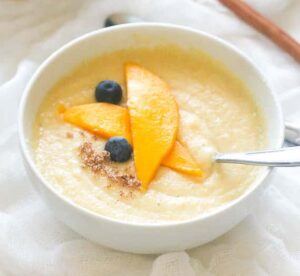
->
63, 103, 203, 178
126, 63, 179, 190
163, 141, 203, 177
63, 103, 131, 142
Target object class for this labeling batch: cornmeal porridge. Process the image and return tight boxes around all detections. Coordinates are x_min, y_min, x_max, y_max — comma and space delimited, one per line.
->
33, 45, 265, 223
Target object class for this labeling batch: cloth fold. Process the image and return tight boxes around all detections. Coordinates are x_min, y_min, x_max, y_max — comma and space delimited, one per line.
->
1, 0, 300, 275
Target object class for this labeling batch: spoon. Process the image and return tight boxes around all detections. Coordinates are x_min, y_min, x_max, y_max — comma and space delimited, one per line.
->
104, 13, 300, 148
215, 146, 300, 166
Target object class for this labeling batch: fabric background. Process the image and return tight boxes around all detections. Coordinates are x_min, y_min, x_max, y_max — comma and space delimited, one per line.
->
1, 0, 300, 275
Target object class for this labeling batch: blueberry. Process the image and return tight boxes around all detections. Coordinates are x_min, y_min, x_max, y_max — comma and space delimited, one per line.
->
95, 80, 122, 104
104, 136, 132, 162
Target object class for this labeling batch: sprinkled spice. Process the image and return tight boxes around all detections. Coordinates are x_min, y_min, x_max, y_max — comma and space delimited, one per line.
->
79, 131, 85, 138
119, 190, 133, 198
66, 132, 74, 139
92, 135, 99, 141
79, 142, 141, 189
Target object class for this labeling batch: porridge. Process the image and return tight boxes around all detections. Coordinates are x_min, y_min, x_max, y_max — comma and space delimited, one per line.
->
33, 45, 265, 223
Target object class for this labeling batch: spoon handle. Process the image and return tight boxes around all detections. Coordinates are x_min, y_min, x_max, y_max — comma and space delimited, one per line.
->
215, 146, 300, 166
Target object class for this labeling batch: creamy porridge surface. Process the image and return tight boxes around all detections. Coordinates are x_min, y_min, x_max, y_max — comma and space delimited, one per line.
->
33, 45, 265, 223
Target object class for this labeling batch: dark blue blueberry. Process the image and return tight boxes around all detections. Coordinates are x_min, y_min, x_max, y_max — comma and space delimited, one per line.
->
95, 80, 122, 104
104, 136, 132, 162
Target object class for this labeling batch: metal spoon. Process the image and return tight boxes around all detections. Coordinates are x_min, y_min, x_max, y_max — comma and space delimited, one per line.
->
215, 146, 300, 166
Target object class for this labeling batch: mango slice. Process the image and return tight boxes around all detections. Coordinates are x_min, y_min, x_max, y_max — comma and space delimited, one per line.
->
126, 63, 179, 190
163, 141, 203, 177
63, 103, 131, 142
63, 103, 203, 178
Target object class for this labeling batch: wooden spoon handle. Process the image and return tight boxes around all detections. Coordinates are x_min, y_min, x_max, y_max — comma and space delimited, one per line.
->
219, 0, 300, 63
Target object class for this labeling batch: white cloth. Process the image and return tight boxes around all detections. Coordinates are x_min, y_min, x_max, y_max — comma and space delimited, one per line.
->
1, 0, 300, 275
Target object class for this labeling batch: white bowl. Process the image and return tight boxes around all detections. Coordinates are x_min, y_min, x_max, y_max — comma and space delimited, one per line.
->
19, 23, 284, 254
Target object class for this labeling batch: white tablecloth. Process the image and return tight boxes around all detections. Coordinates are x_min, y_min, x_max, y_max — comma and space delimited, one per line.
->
1, 0, 300, 275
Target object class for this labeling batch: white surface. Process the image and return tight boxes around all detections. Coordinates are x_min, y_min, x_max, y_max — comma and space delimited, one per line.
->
1, 0, 300, 274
